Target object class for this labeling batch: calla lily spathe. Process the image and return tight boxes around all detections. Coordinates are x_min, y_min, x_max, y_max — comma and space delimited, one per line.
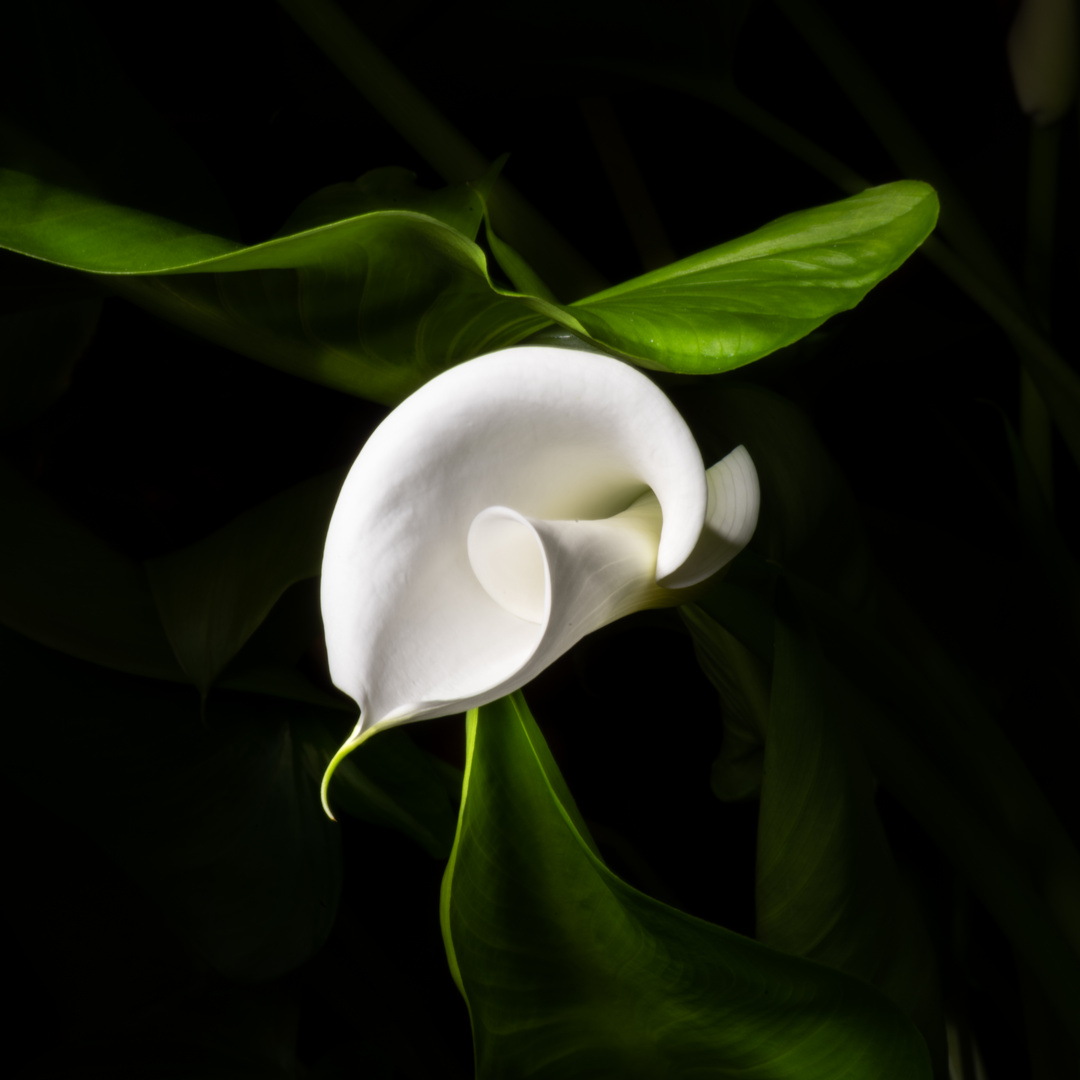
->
320, 346, 759, 813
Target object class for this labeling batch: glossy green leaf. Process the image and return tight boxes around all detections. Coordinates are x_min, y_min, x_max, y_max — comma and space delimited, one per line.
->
760, 596, 945, 1072
0, 159, 562, 404
145, 469, 347, 698
570, 181, 938, 375
0, 158, 936, 403
0, 623, 340, 982
0, 455, 184, 680
441, 691, 931, 1079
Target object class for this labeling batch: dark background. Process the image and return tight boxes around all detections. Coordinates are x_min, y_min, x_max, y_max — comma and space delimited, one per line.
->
4, 0, 1074, 1075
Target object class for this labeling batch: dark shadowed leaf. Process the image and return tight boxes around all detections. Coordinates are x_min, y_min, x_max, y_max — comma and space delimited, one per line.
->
994, 409, 1080, 643
760, 595, 945, 1072
0, 455, 185, 680
682, 593, 946, 1070
0, 623, 340, 982
680, 602, 769, 802
0, 295, 100, 432
145, 469, 348, 698
0, 252, 102, 432
440, 691, 931, 1079
0, 0, 237, 240
678, 382, 874, 611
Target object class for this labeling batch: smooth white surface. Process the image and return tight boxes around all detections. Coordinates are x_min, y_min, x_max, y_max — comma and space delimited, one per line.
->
320, 346, 760, 751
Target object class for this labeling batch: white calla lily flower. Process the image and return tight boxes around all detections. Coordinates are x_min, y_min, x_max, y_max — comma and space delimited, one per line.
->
320, 346, 759, 814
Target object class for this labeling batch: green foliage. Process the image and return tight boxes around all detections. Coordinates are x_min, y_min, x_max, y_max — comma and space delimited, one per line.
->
0, 454, 186, 680
2, 0, 1077, 1076
685, 597, 946, 1071
441, 692, 932, 1079
0, 149, 937, 404
145, 469, 348, 698
1, 623, 342, 983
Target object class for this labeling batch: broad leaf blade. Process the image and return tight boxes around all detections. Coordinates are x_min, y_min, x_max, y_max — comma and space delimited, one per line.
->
0, 165, 935, 404
569, 181, 938, 375
441, 691, 931, 1079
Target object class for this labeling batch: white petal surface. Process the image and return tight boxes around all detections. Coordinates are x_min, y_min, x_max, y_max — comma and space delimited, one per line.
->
320, 346, 759, 799
659, 445, 760, 590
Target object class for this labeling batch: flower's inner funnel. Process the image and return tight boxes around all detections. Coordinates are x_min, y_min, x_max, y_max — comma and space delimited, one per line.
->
468, 508, 547, 624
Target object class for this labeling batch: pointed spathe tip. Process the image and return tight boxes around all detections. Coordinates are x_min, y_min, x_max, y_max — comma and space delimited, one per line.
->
320, 721, 380, 821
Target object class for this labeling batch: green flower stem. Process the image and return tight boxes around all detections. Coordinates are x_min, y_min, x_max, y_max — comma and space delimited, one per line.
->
1021, 122, 1061, 508
276, 0, 608, 302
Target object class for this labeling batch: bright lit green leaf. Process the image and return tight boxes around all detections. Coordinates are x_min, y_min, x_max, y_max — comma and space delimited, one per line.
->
569, 181, 939, 376
0, 164, 936, 405
441, 691, 932, 1079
